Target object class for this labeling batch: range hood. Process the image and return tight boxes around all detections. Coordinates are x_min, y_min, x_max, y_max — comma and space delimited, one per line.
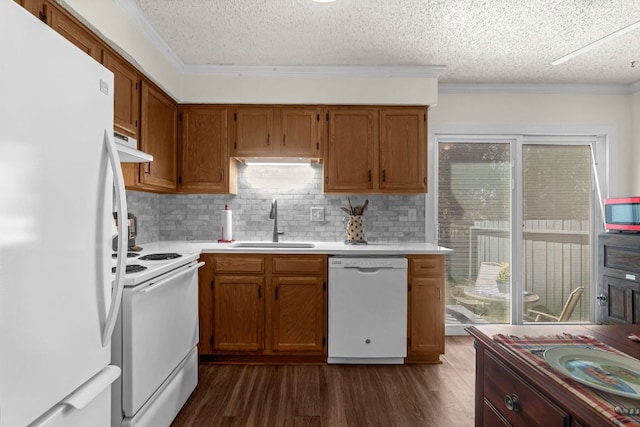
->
114, 132, 153, 163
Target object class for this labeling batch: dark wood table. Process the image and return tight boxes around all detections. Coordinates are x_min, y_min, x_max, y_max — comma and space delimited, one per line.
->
467, 324, 640, 427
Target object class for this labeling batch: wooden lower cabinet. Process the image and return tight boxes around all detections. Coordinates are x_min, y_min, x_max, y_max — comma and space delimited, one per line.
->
406, 255, 445, 363
213, 275, 265, 351
199, 253, 445, 363
271, 275, 325, 353
199, 254, 327, 359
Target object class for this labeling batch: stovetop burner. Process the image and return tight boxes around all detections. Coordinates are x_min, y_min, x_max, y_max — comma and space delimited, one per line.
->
112, 252, 140, 258
138, 253, 182, 261
112, 264, 147, 274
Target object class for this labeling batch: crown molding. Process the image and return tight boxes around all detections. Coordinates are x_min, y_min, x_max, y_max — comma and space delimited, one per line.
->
112, 0, 185, 71
111, 0, 444, 78
629, 81, 640, 94
182, 64, 445, 77
439, 83, 633, 95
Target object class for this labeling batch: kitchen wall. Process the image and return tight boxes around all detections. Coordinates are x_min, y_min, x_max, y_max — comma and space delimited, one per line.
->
127, 164, 425, 244
430, 88, 634, 196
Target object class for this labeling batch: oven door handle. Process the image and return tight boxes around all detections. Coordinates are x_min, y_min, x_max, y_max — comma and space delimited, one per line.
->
138, 261, 205, 295
102, 129, 127, 347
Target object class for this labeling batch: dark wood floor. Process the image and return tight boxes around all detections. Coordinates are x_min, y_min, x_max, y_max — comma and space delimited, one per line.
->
171, 336, 475, 427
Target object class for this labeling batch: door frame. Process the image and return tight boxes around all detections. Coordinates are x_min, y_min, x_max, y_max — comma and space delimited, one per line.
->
430, 125, 610, 335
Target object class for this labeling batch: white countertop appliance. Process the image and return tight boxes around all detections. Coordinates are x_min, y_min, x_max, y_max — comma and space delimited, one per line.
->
328, 257, 408, 364
0, 2, 143, 425
110, 251, 203, 427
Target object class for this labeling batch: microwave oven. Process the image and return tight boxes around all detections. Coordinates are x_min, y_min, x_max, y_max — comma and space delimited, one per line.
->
605, 197, 640, 232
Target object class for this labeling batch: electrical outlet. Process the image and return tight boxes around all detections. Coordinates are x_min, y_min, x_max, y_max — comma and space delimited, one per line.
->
310, 207, 325, 222
408, 209, 417, 221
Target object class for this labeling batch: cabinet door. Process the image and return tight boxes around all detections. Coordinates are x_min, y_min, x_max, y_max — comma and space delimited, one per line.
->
232, 107, 275, 157
102, 50, 140, 139
408, 276, 444, 356
379, 107, 427, 193
600, 275, 638, 324
179, 106, 235, 193
198, 255, 215, 355
213, 276, 265, 351
139, 82, 177, 191
324, 108, 377, 193
47, 2, 102, 62
14, 0, 44, 17
281, 107, 321, 157
271, 276, 325, 353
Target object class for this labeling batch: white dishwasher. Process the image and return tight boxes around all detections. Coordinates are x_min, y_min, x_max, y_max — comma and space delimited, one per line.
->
328, 257, 408, 364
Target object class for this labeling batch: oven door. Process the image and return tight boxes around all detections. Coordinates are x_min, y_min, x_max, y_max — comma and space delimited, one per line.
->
121, 261, 203, 417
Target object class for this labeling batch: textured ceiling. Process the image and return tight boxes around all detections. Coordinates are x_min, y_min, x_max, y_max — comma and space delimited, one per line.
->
129, 0, 640, 84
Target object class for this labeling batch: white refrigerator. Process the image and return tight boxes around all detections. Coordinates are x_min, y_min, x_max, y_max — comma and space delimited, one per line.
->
0, 1, 131, 426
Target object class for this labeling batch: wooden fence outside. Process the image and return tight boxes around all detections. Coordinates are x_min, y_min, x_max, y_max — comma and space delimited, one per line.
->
468, 220, 591, 321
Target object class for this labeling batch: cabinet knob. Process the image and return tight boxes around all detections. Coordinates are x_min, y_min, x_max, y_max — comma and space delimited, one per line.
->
597, 293, 608, 306
504, 394, 521, 412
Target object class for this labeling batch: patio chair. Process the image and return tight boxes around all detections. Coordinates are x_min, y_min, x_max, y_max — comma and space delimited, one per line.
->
473, 262, 503, 287
451, 261, 504, 314
526, 286, 585, 322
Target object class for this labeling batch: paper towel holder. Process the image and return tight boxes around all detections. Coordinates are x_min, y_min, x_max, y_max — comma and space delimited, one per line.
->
218, 204, 235, 243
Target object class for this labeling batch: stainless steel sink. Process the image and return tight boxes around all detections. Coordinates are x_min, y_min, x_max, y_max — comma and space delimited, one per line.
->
230, 242, 315, 249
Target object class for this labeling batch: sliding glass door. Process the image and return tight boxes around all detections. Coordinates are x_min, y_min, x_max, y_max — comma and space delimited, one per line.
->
438, 140, 512, 324
438, 135, 601, 327
521, 142, 592, 323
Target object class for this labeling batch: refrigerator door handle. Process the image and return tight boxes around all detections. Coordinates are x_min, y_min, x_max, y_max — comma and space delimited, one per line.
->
102, 129, 128, 346
61, 365, 121, 410
28, 366, 121, 427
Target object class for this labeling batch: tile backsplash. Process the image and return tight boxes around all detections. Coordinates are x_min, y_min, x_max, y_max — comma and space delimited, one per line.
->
126, 164, 426, 244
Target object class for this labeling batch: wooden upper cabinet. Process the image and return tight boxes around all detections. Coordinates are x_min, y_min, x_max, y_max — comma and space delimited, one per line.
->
281, 107, 322, 157
103, 50, 140, 139
232, 107, 275, 157
324, 107, 377, 193
379, 107, 427, 192
178, 106, 237, 194
14, 0, 45, 17
324, 106, 427, 194
139, 81, 177, 191
231, 106, 322, 158
46, 1, 102, 62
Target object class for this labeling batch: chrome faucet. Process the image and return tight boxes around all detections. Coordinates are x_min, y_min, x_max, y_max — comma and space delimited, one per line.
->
269, 199, 283, 242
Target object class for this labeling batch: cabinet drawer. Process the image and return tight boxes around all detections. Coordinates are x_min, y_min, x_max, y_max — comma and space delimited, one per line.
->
408, 256, 443, 277
483, 400, 510, 426
484, 352, 569, 427
272, 256, 325, 275
213, 255, 265, 274
604, 246, 640, 275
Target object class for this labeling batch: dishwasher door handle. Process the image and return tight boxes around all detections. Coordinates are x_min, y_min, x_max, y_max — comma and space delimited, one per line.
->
342, 266, 395, 273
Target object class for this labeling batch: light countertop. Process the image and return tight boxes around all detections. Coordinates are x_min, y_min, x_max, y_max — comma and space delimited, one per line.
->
136, 240, 453, 256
